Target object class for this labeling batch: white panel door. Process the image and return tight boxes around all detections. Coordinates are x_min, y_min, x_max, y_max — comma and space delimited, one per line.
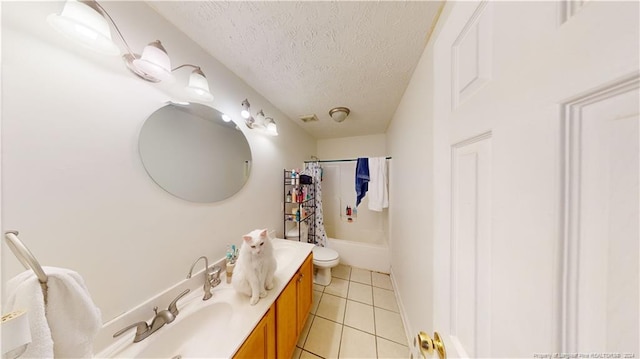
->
563, 79, 639, 356
449, 134, 492, 358
422, 1, 639, 358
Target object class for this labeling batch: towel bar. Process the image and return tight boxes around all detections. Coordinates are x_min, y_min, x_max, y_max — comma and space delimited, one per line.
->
4, 230, 49, 304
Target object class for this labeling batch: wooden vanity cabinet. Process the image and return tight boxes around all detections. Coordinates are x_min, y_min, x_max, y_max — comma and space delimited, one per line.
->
296, 254, 313, 333
233, 305, 276, 359
233, 253, 313, 359
276, 254, 313, 359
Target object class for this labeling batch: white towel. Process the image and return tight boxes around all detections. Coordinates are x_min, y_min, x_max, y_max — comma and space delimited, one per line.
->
367, 157, 389, 212
5, 267, 102, 358
5, 271, 53, 358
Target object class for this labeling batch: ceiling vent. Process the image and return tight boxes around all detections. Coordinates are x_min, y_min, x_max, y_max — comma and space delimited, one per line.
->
299, 114, 319, 123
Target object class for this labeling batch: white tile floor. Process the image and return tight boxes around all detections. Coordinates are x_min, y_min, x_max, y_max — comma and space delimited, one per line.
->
292, 264, 410, 359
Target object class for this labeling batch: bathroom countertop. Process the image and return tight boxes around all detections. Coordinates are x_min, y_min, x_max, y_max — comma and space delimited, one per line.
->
96, 238, 314, 358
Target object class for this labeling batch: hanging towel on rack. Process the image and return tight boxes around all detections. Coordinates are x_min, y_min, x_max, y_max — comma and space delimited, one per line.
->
5, 272, 53, 358
355, 157, 370, 207
5, 267, 102, 358
368, 157, 389, 212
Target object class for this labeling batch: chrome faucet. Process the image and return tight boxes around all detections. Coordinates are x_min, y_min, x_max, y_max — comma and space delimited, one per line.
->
112, 321, 150, 343
168, 288, 188, 316
113, 289, 190, 343
149, 306, 175, 332
187, 256, 221, 301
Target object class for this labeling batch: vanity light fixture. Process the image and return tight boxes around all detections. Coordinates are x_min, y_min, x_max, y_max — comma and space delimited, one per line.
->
48, 0, 171, 82
47, 0, 120, 55
240, 99, 251, 119
264, 117, 278, 136
126, 40, 172, 82
48, 0, 213, 101
173, 64, 214, 102
255, 110, 266, 126
329, 106, 350, 123
240, 99, 278, 136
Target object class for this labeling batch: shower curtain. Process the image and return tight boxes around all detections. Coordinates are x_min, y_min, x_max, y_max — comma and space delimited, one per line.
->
303, 162, 327, 247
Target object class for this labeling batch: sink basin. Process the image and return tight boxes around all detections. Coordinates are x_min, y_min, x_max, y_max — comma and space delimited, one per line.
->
97, 240, 315, 359
273, 239, 298, 270
112, 302, 232, 358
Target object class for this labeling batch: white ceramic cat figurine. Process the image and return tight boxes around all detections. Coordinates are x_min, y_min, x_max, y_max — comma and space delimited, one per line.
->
232, 229, 277, 305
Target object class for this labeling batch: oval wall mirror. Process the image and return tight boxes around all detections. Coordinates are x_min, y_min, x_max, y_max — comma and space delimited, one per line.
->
138, 103, 252, 203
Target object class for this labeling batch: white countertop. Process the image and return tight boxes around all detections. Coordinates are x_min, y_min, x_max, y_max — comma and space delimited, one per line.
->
96, 238, 314, 358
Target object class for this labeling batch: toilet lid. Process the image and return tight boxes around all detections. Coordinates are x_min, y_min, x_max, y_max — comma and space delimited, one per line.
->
313, 246, 339, 262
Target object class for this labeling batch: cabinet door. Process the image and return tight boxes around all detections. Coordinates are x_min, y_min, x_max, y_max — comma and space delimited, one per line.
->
276, 275, 298, 359
296, 254, 313, 334
234, 305, 275, 359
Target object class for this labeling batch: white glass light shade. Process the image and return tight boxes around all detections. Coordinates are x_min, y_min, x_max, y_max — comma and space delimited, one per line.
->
329, 107, 350, 123
131, 41, 172, 82
256, 110, 266, 124
241, 99, 251, 119
245, 116, 256, 128
264, 117, 278, 136
331, 111, 347, 122
47, 0, 120, 55
186, 70, 214, 102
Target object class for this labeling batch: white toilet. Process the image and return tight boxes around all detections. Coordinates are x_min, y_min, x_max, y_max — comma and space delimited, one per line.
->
312, 246, 340, 286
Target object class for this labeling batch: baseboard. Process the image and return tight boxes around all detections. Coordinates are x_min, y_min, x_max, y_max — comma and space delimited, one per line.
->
389, 266, 416, 353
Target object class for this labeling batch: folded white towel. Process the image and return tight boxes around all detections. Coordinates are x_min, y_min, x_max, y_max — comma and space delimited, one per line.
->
5, 267, 102, 358
45, 267, 102, 358
5, 271, 53, 358
367, 157, 389, 212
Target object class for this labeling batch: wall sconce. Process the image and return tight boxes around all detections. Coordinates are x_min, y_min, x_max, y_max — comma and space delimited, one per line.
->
329, 106, 350, 123
240, 99, 278, 136
47, 0, 213, 102
124, 40, 172, 82
173, 64, 214, 102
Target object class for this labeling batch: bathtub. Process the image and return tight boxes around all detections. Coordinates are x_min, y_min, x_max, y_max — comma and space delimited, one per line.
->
327, 237, 390, 273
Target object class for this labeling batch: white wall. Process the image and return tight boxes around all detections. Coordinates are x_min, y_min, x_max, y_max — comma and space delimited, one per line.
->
0, 1, 315, 322
386, 18, 436, 344
317, 134, 386, 159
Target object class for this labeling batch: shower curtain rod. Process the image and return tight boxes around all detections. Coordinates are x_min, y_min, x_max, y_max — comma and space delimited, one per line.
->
304, 156, 392, 163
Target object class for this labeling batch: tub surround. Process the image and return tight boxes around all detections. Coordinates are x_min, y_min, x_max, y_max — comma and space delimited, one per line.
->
327, 237, 390, 273
315, 135, 391, 274
95, 239, 313, 358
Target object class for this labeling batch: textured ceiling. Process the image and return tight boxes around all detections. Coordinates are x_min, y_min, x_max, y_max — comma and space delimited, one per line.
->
149, 1, 443, 139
